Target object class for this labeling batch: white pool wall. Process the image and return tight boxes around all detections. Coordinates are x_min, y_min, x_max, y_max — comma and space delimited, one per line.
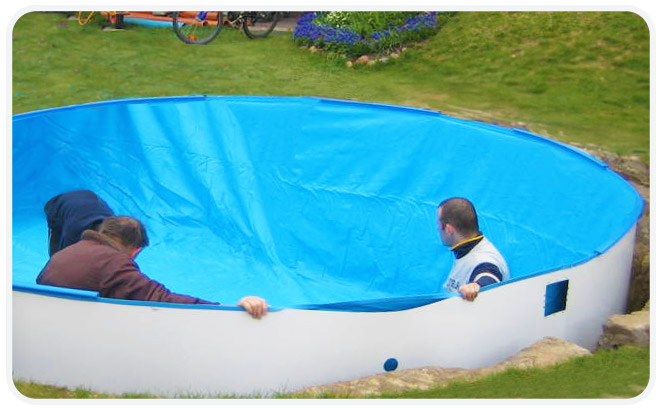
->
12, 226, 636, 397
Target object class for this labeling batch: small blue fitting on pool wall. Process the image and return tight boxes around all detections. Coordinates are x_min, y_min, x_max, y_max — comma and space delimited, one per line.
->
384, 358, 398, 372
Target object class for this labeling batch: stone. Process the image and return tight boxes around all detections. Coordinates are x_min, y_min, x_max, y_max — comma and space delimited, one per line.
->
628, 215, 650, 312
597, 309, 650, 349
345, 61, 353, 68
490, 337, 591, 371
355, 55, 371, 65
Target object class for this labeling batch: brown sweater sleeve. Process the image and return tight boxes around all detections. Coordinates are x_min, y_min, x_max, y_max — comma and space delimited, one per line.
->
99, 255, 218, 305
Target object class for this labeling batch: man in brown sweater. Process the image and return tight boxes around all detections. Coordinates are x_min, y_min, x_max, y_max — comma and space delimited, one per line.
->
37, 216, 268, 319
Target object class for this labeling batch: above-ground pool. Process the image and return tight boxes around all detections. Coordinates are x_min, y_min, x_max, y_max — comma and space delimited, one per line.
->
12, 96, 643, 396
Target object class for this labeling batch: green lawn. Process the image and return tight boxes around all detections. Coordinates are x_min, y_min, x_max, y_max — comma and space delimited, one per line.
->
12, 11, 650, 161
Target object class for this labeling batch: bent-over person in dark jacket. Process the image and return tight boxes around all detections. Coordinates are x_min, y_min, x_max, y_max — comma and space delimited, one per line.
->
37, 216, 269, 319
44, 190, 114, 256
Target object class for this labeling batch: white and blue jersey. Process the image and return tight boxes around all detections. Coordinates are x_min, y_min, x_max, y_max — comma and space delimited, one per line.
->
443, 235, 509, 293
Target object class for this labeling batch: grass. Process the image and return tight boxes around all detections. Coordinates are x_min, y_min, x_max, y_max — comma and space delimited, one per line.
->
13, 346, 650, 399
12, 381, 154, 399
12, 11, 650, 161
10, 10, 651, 400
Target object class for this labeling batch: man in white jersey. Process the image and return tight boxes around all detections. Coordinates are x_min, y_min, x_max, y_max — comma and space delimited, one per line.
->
437, 197, 510, 301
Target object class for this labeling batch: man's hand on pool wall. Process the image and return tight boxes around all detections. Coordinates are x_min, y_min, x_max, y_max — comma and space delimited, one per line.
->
458, 283, 480, 301
237, 296, 269, 319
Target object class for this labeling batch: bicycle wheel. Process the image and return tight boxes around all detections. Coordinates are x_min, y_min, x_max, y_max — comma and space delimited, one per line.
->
242, 12, 280, 39
172, 11, 223, 45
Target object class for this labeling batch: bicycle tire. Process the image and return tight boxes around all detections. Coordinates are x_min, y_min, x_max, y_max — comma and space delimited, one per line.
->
242, 12, 280, 39
172, 11, 223, 45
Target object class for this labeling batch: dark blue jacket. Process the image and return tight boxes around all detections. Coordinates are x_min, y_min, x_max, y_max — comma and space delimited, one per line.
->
44, 190, 114, 256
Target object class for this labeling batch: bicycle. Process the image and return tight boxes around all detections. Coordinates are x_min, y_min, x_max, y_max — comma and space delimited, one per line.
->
172, 11, 281, 45
76, 11, 124, 28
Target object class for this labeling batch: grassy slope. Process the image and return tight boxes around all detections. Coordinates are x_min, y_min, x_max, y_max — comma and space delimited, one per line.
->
390, 12, 650, 159
12, 11, 649, 160
10, 11, 651, 399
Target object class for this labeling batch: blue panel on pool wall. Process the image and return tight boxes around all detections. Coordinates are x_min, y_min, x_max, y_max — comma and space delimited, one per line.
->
545, 280, 569, 316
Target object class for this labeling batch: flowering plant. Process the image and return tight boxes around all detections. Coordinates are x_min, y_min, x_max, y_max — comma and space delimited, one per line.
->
293, 12, 445, 57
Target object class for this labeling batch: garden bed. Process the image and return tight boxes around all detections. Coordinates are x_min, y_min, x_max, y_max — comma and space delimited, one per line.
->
293, 12, 452, 66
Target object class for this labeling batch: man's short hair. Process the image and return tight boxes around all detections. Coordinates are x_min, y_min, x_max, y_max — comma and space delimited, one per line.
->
438, 197, 479, 235
99, 216, 149, 249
